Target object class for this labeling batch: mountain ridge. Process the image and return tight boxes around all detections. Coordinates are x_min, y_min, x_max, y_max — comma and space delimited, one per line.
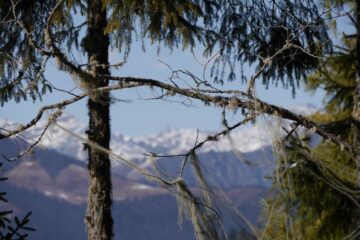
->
0, 104, 317, 164
0, 105, 317, 239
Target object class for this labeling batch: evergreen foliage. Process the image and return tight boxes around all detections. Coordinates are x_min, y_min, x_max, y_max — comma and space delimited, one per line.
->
1, 1, 225, 239
0, 0, 331, 103
0, 1, 347, 239
262, 31, 360, 240
0, 1, 56, 105
208, 0, 331, 91
104, 0, 220, 52
0, 163, 35, 240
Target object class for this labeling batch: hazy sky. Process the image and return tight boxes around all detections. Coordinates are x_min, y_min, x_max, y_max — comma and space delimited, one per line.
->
1, 41, 325, 136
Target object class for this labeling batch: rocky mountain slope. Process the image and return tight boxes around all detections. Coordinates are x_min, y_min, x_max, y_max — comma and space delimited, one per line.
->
0, 138, 266, 240
0, 105, 316, 239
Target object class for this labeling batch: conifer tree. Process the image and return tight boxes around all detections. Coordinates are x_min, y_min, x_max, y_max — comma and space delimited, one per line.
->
0, 1, 342, 239
261, 6, 360, 238
0, 1, 220, 239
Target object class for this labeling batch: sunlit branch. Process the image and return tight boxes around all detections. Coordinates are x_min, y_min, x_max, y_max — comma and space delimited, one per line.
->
104, 75, 355, 154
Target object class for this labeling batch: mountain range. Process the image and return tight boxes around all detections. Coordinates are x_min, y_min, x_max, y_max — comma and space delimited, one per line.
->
0, 137, 266, 239
0, 105, 316, 239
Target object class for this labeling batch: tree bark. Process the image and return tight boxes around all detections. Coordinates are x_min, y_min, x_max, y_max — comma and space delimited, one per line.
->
354, 0, 360, 186
83, 1, 113, 239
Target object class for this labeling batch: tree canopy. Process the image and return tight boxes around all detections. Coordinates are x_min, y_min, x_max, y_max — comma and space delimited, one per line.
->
1, 0, 359, 240
262, 6, 360, 238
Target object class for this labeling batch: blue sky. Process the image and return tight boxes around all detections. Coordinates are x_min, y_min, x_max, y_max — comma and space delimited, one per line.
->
1, 41, 325, 136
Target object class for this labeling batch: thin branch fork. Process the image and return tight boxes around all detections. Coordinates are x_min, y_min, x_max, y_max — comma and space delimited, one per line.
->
178, 113, 260, 177
0, 82, 139, 140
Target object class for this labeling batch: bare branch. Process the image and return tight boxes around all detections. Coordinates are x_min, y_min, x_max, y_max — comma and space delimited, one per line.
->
103, 75, 355, 153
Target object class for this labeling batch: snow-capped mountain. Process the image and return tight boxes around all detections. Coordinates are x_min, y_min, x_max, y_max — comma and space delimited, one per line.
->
1, 104, 317, 163
0, 105, 318, 240
0, 134, 267, 240
0, 104, 317, 187
289, 104, 318, 115
1, 112, 273, 162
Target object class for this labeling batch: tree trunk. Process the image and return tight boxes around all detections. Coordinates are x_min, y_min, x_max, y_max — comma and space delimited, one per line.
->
83, 1, 113, 239
354, 0, 360, 186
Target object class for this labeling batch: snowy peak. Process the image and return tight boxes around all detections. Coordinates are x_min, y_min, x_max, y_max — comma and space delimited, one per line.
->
289, 104, 318, 115
1, 105, 316, 163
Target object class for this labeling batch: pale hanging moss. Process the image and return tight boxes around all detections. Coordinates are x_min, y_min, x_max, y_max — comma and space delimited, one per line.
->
175, 178, 225, 240
174, 152, 226, 240
190, 152, 214, 207
55, 123, 227, 240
